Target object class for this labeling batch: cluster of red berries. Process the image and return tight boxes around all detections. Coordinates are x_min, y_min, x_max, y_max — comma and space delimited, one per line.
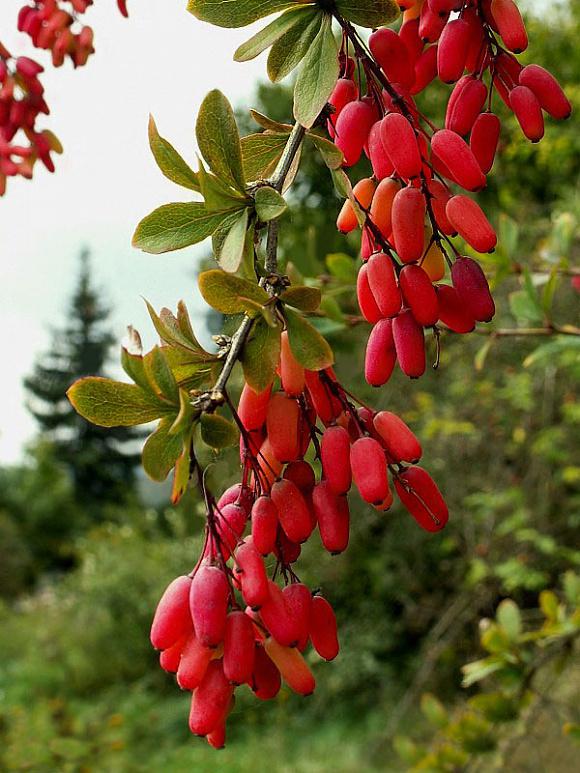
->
0, 0, 130, 193
151, 332, 448, 747
0, 44, 60, 195
328, 1, 570, 386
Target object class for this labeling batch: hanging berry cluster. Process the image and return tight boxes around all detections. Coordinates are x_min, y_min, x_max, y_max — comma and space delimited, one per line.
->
151, 338, 448, 748
0, 0, 130, 194
65, 0, 572, 752
329, 1, 571, 386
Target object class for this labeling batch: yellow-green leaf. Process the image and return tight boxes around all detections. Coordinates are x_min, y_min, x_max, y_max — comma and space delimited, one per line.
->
148, 115, 200, 191
254, 185, 287, 221
335, 0, 399, 28
196, 90, 246, 193
142, 418, 184, 481
200, 413, 239, 449
198, 269, 270, 315
188, 0, 301, 28
67, 378, 166, 427
293, 16, 339, 128
241, 317, 282, 392
132, 203, 231, 254
284, 306, 333, 370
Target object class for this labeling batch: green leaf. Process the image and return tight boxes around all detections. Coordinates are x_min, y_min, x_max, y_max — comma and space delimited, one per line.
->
284, 306, 333, 370
254, 185, 287, 221
196, 90, 246, 193
144, 346, 180, 404
250, 110, 292, 132
326, 252, 356, 282
541, 268, 559, 319
267, 10, 323, 83
293, 16, 339, 129
509, 290, 543, 325
307, 131, 344, 169
197, 158, 249, 212
497, 599, 521, 640
146, 301, 215, 361
539, 589, 559, 622
200, 413, 239, 449
320, 295, 344, 322
148, 115, 200, 191
132, 203, 231, 254
474, 338, 493, 372
241, 317, 282, 392
234, 7, 315, 61
468, 693, 519, 723
279, 285, 321, 312
420, 693, 449, 728
462, 656, 505, 687
171, 445, 192, 504
142, 418, 184, 482
498, 213, 519, 257
67, 378, 165, 427
198, 269, 270, 315
187, 0, 300, 28
213, 207, 251, 273
335, 0, 399, 27
242, 131, 290, 181
331, 167, 352, 199
170, 389, 198, 435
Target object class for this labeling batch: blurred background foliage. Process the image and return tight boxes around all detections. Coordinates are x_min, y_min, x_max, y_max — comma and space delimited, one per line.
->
0, 2, 579, 770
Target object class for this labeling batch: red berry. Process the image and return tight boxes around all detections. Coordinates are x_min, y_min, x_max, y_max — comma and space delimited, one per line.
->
238, 383, 271, 431
252, 643, 281, 700
367, 252, 402, 318
335, 99, 377, 166
189, 660, 233, 736
280, 330, 305, 397
392, 186, 426, 263
283, 460, 316, 496
312, 481, 350, 554
336, 177, 375, 233
357, 263, 383, 324
392, 309, 426, 378
411, 44, 438, 95
373, 410, 422, 463
400, 264, 439, 326
282, 583, 312, 650
369, 27, 414, 88
437, 18, 471, 83
436, 284, 476, 333
321, 425, 352, 495
159, 634, 188, 673
264, 638, 316, 696
519, 64, 571, 120
215, 503, 247, 559
304, 370, 342, 425
266, 392, 301, 463
431, 130, 486, 191
490, 0, 528, 53
234, 538, 270, 608
394, 466, 449, 532
365, 318, 397, 387
427, 179, 455, 235
470, 112, 501, 174
445, 76, 488, 136
270, 478, 313, 544
380, 113, 423, 180
445, 195, 497, 253
509, 85, 544, 142
350, 436, 390, 505
328, 77, 358, 137
310, 595, 339, 661
189, 563, 230, 648
150, 575, 193, 651
260, 580, 301, 647
251, 496, 279, 556
177, 632, 213, 690
419, 5, 448, 44
224, 611, 255, 685
369, 177, 401, 240
366, 120, 395, 180
451, 256, 495, 322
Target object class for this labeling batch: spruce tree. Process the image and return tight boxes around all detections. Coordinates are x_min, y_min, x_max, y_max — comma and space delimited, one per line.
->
24, 250, 140, 511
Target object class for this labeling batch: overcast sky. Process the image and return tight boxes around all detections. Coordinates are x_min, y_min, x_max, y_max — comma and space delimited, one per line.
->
0, 1, 267, 463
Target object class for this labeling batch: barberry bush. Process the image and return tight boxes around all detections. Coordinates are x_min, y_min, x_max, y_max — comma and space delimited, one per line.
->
10, 0, 570, 751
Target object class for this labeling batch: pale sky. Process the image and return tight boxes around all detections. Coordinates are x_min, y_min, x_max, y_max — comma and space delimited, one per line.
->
0, 1, 267, 463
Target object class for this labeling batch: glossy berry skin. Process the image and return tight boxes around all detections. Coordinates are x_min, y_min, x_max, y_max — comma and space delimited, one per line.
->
427, 179, 454, 236
357, 263, 383, 324
350, 437, 390, 505
365, 318, 397, 387
431, 130, 486, 191
373, 411, 422, 464
304, 370, 342, 425
328, 77, 358, 137
150, 575, 192, 651
189, 564, 230, 648
234, 539, 270, 609
394, 466, 449, 532
266, 393, 301, 463
177, 632, 213, 690
283, 460, 316, 496
223, 611, 255, 685
312, 481, 350, 555
215, 503, 247, 559
189, 660, 233, 737
412, 44, 438, 95
264, 638, 316, 696
321, 425, 352, 495
437, 19, 471, 83
252, 644, 282, 700
310, 595, 339, 661
336, 177, 375, 233
369, 28, 414, 88
445, 195, 497, 253
251, 496, 279, 556
369, 177, 400, 239
490, 0, 528, 53
280, 330, 304, 397
335, 99, 377, 166
270, 478, 313, 544
159, 635, 188, 674
436, 285, 476, 333
366, 252, 401, 318
392, 187, 426, 263
400, 264, 439, 326
509, 85, 544, 142
282, 583, 312, 650
451, 257, 495, 322
260, 580, 301, 647
380, 113, 422, 180
519, 64, 571, 119
238, 383, 271, 431
470, 113, 501, 174
392, 309, 426, 378
445, 77, 487, 136
366, 121, 394, 180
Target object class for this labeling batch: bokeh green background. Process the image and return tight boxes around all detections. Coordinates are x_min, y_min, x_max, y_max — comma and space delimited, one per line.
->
0, 3, 579, 770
